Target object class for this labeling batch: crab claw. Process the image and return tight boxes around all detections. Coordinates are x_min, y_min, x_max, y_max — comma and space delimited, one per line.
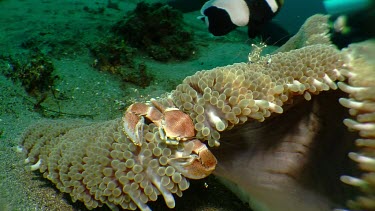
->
122, 102, 164, 146
122, 110, 144, 146
169, 139, 217, 179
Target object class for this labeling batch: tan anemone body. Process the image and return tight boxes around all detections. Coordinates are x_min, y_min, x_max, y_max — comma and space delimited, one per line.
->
21, 119, 192, 211
166, 44, 344, 148
20, 14, 375, 211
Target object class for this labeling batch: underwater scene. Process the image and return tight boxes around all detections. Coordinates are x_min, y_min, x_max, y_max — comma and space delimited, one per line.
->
0, 0, 374, 210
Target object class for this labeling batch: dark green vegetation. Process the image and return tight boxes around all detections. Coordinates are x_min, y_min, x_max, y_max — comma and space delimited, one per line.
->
88, 2, 196, 87
0, 52, 95, 119
0, 50, 57, 96
89, 37, 153, 88
89, 38, 136, 74
112, 2, 196, 61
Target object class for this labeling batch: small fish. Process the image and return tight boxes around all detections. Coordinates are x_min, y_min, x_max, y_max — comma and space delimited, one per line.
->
199, 0, 284, 38
324, 0, 375, 48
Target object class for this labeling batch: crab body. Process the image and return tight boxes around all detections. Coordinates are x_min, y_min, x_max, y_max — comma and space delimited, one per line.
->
122, 98, 217, 180
122, 99, 195, 146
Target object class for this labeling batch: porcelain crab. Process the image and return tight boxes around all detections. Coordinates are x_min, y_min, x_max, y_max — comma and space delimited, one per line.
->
122, 98, 217, 179
122, 98, 195, 146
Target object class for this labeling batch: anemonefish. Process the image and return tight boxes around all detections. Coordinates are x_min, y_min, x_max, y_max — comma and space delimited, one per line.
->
199, 0, 284, 38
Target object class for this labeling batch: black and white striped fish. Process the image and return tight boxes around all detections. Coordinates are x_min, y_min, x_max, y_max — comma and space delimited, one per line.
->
199, 0, 284, 38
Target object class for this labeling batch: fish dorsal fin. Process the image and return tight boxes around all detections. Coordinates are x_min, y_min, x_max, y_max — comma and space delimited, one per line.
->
201, 0, 250, 26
